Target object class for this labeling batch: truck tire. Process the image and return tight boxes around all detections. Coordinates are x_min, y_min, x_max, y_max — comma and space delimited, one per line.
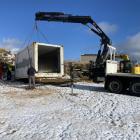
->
130, 81, 140, 94
108, 79, 123, 94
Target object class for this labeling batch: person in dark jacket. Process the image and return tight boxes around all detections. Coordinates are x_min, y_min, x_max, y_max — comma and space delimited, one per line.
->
7, 69, 12, 80
27, 66, 36, 89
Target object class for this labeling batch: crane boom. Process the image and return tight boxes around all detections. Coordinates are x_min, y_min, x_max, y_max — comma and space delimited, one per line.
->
35, 12, 111, 46
35, 12, 113, 82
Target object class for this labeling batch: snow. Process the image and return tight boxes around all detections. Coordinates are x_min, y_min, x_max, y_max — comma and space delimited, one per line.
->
0, 81, 140, 140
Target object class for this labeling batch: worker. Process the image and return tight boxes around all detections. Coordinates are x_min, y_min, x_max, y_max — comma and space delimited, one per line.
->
88, 61, 94, 80
27, 65, 37, 89
7, 69, 12, 80
0, 62, 3, 79
3, 62, 8, 80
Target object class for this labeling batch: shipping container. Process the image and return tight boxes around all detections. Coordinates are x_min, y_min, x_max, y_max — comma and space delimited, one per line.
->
15, 42, 64, 79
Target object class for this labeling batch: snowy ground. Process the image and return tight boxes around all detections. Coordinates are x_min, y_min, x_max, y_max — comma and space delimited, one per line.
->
0, 81, 140, 140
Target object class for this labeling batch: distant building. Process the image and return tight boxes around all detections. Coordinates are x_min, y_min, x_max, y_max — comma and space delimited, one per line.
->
80, 54, 97, 63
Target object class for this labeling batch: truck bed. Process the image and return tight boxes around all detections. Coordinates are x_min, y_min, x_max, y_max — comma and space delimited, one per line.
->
107, 73, 140, 78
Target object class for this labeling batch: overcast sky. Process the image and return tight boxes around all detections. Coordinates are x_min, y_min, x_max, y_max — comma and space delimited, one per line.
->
0, 0, 140, 60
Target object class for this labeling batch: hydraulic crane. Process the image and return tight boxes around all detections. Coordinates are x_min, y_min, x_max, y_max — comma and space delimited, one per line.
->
35, 12, 114, 82
35, 12, 140, 94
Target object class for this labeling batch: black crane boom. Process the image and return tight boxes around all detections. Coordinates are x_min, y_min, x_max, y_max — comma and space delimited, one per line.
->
35, 12, 111, 47
35, 12, 113, 82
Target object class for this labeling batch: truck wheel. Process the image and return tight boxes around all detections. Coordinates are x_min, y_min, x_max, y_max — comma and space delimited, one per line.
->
130, 81, 140, 94
108, 79, 123, 93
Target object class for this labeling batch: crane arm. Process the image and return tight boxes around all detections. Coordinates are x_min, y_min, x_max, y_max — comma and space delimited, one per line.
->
35, 12, 112, 64
35, 12, 111, 45
35, 12, 93, 24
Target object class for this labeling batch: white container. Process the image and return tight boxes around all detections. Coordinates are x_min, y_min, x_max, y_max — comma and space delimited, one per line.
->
15, 42, 64, 79
106, 60, 118, 74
